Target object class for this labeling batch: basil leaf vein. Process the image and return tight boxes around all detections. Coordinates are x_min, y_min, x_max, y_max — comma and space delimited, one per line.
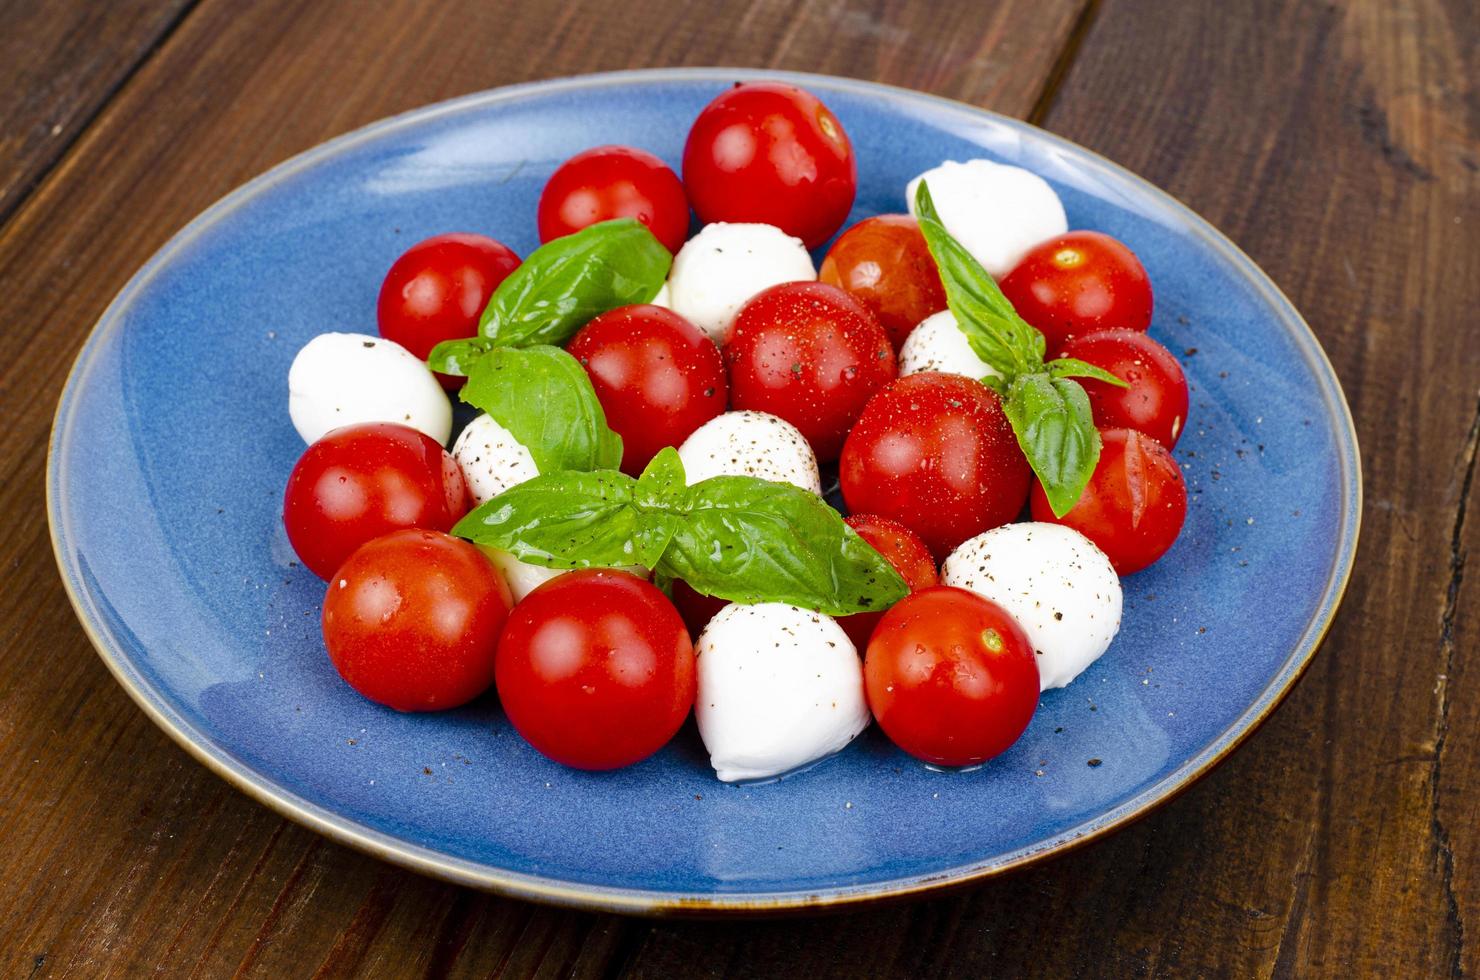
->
480, 218, 672, 348
914, 181, 1045, 374
658, 476, 908, 615
1002, 372, 1101, 518
452, 469, 642, 568
459, 345, 623, 474
1048, 356, 1130, 388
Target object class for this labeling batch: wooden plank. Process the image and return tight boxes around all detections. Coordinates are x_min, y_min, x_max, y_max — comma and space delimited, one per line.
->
623, 0, 1480, 976
0, 0, 196, 224
0, 0, 1089, 975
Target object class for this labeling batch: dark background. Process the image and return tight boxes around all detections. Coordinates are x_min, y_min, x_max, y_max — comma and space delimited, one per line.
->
1, 0, 1476, 975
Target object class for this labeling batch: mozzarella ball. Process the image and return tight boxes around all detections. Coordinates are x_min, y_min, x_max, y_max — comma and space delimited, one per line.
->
906, 160, 1067, 277
696, 603, 869, 782
677, 411, 823, 494
941, 522, 1122, 690
288, 332, 451, 445
666, 223, 816, 343
451, 413, 540, 505
898, 310, 1000, 381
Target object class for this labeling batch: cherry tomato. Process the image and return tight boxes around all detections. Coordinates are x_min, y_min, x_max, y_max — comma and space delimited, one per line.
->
537, 145, 690, 255
999, 231, 1153, 355
1030, 427, 1187, 574
669, 579, 731, 640
283, 422, 468, 580
725, 282, 896, 461
567, 304, 727, 474
682, 82, 856, 248
840, 372, 1031, 559
377, 233, 521, 386
839, 514, 939, 650
864, 586, 1039, 766
496, 570, 696, 770
322, 530, 513, 711
818, 214, 946, 350
1057, 328, 1189, 448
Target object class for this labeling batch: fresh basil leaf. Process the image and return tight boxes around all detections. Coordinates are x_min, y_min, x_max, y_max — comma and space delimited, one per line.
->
914, 181, 1046, 373
658, 476, 909, 616
459, 345, 623, 474
1002, 372, 1101, 518
453, 449, 908, 613
452, 469, 645, 569
480, 218, 671, 348
426, 337, 497, 377
635, 446, 687, 509
1048, 356, 1130, 388
629, 449, 688, 567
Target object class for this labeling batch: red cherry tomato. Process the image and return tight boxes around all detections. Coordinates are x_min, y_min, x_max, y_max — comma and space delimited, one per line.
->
1057, 328, 1189, 448
839, 514, 939, 650
496, 570, 696, 770
864, 586, 1039, 766
1030, 427, 1187, 574
537, 145, 690, 255
840, 373, 1031, 559
999, 231, 1153, 355
322, 530, 513, 711
283, 422, 468, 580
567, 304, 728, 474
818, 215, 946, 351
682, 82, 856, 248
669, 579, 731, 640
377, 233, 521, 386
725, 282, 896, 461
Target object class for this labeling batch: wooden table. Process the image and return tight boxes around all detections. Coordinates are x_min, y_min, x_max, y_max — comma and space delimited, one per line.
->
2, 0, 1475, 975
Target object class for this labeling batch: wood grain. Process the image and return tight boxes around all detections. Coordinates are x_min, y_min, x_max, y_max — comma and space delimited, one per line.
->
0, 0, 196, 224
0, 1, 1091, 976
621, 0, 1480, 976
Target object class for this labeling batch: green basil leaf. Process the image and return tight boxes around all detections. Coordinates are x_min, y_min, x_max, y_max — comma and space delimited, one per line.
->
1048, 356, 1130, 388
914, 181, 1046, 374
452, 469, 644, 569
459, 345, 623, 474
426, 337, 497, 377
480, 218, 671, 348
635, 446, 687, 508
1002, 372, 1101, 518
657, 476, 909, 616
629, 448, 687, 568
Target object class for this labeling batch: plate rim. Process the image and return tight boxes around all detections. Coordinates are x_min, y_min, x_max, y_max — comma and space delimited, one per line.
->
46, 66, 1362, 915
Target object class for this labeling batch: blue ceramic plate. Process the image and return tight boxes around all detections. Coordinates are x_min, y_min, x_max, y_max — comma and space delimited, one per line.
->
48, 69, 1359, 914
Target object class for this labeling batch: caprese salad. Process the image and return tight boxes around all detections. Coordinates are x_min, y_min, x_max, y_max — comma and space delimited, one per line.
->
281, 81, 1191, 781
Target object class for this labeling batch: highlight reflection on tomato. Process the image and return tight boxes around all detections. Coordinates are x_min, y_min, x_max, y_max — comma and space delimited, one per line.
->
495, 570, 696, 770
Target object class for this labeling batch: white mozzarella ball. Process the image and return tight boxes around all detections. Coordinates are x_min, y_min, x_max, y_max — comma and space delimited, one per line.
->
906, 159, 1067, 277
478, 549, 564, 602
677, 411, 822, 494
898, 310, 1000, 381
666, 223, 816, 343
695, 603, 869, 782
451, 413, 540, 505
454, 414, 547, 600
942, 523, 1122, 690
288, 332, 451, 445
